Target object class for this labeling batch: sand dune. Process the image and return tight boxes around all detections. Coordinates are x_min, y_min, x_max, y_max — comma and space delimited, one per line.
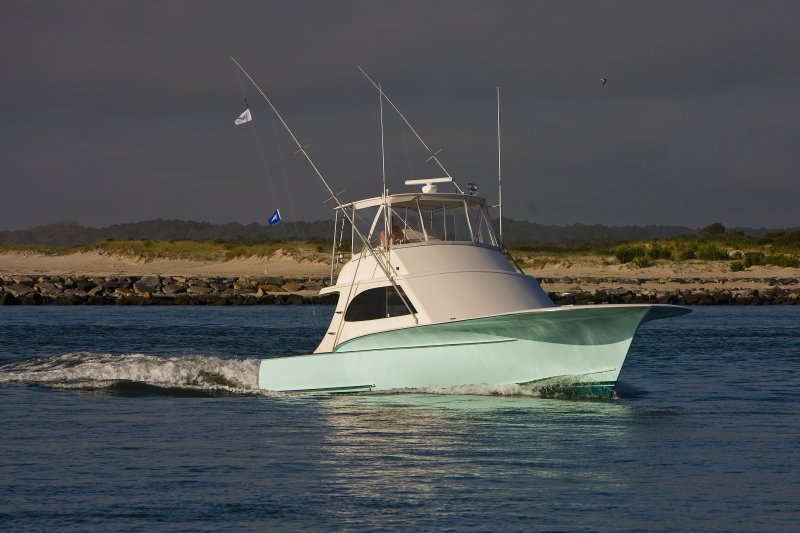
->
0, 251, 330, 278
528, 255, 799, 292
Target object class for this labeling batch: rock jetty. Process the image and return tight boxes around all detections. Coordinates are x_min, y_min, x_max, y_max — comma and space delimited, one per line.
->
1, 274, 798, 305
0, 275, 337, 305
540, 276, 800, 305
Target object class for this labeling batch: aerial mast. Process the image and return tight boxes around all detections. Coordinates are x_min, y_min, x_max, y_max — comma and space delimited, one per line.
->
380, 81, 390, 258
497, 85, 503, 248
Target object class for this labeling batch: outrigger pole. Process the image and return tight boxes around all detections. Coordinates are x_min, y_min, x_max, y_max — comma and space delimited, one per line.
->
357, 66, 465, 195
230, 57, 418, 323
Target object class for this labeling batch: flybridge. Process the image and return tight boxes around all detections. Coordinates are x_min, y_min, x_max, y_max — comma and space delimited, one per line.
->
332, 192, 499, 262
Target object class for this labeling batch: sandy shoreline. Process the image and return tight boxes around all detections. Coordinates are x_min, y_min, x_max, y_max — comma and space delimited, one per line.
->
529, 256, 800, 292
0, 251, 330, 278
1, 251, 798, 292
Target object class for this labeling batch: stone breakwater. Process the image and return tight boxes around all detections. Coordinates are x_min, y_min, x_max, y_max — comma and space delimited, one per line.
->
541, 276, 800, 305
1, 274, 798, 305
0, 275, 337, 305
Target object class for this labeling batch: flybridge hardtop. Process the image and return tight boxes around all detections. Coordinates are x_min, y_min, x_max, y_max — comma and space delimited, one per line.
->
336, 190, 483, 211
229, 59, 690, 396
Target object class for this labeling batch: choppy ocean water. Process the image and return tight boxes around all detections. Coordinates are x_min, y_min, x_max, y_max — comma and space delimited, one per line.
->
1, 305, 798, 531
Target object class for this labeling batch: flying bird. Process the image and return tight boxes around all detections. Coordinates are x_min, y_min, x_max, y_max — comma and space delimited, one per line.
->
599, 77, 608, 86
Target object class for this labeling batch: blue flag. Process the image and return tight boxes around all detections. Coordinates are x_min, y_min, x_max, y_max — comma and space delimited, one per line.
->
268, 209, 282, 227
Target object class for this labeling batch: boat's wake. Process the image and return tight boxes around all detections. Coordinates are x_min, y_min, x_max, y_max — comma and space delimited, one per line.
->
0, 352, 273, 397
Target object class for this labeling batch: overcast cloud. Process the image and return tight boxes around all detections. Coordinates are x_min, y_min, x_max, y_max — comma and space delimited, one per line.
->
1, 0, 798, 230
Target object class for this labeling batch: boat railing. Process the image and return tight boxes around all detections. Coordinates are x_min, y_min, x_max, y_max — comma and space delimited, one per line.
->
335, 195, 498, 255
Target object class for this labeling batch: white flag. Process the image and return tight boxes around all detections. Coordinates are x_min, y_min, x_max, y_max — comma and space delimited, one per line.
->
234, 108, 252, 125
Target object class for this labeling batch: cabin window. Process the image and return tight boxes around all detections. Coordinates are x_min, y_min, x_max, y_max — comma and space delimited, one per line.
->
344, 286, 417, 322
385, 202, 497, 247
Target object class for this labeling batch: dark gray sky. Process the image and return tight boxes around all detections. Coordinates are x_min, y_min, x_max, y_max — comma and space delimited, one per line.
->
1, 1, 798, 230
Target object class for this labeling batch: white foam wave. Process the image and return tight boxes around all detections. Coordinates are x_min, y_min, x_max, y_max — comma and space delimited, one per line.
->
0, 352, 281, 396
389, 375, 611, 399
401, 383, 542, 397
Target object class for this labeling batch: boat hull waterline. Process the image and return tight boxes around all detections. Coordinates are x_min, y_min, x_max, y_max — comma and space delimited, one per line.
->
258, 304, 689, 396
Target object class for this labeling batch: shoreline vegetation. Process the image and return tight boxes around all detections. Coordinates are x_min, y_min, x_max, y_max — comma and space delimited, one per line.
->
2, 224, 799, 266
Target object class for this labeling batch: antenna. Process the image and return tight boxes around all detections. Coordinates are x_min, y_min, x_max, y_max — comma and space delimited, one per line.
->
357, 66, 465, 194
497, 85, 503, 248
494, 85, 523, 275
404, 177, 452, 193
379, 82, 389, 266
231, 57, 417, 322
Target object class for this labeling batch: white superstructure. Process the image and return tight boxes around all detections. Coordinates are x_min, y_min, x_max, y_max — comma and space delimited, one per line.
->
315, 191, 553, 353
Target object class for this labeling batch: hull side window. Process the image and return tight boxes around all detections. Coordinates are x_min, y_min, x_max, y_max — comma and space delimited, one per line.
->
344, 286, 417, 322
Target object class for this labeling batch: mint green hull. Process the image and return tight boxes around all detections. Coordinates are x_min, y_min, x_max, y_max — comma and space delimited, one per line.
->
258, 304, 689, 394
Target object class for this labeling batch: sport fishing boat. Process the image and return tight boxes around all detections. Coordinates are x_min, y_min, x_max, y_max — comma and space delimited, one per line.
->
232, 59, 690, 396
258, 181, 688, 395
